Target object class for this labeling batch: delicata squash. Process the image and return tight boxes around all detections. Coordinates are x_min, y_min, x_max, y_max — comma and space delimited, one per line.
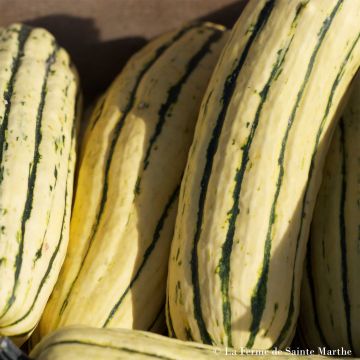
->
16, 326, 328, 359
300, 74, 360, 355
38, 22, 228, 338
0, 24, 79, 342
167, 0, 360, 350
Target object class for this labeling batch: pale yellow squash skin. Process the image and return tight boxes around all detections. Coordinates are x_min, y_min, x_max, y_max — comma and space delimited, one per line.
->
38, 23, 228, 338
167, 0, 360, 350
300, 75, 360, 355
0, 24, 79, 341
29, 326, 331, 360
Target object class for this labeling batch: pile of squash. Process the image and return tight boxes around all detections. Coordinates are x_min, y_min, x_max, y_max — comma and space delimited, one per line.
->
1, 0, 360, 359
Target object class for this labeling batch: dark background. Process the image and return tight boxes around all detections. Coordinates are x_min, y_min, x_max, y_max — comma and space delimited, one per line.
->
0, 0, 247, 101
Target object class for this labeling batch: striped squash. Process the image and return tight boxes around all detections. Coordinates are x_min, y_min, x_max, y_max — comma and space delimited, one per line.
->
0, 24, 79, 341
22, 326, 328, 359
167, 0, 360, 350
37, 22, 228, 338
299, 74, 360, 355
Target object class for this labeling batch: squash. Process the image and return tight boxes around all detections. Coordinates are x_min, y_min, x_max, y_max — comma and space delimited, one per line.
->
20, 326, 329, 359
0, 23, 79, 342
299, 73, 360, 355
167, 0, 360, 349
38, 22, 228, 338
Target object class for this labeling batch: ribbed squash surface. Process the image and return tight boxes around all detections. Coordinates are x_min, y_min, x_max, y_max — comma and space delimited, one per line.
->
167, 0, 360, 349
300, 74, 360, 355
30, 326, 329, 360
38, 22, 227, 337
0, 24, 79, 341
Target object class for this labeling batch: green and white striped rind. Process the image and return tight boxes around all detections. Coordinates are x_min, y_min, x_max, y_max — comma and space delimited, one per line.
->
299, 74, 360, 355
0, 24, 79, 339
38, 22, 228, 338
30, 326, 332, 360
167, 0, 360, 350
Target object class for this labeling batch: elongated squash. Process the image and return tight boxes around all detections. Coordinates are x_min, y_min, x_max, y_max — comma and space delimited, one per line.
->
299, 74, 360, 355
167, 0, 360, 350
38, 22, 228, 338
0, 24, 79, 341
14, 326, 328, 360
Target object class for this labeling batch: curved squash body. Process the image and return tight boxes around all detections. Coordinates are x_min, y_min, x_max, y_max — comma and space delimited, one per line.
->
29, 326, 328, 360
299, 75, 360, 355
167, 0, 360, 349
38, 22, 228, 338
0, 24, 79, 340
